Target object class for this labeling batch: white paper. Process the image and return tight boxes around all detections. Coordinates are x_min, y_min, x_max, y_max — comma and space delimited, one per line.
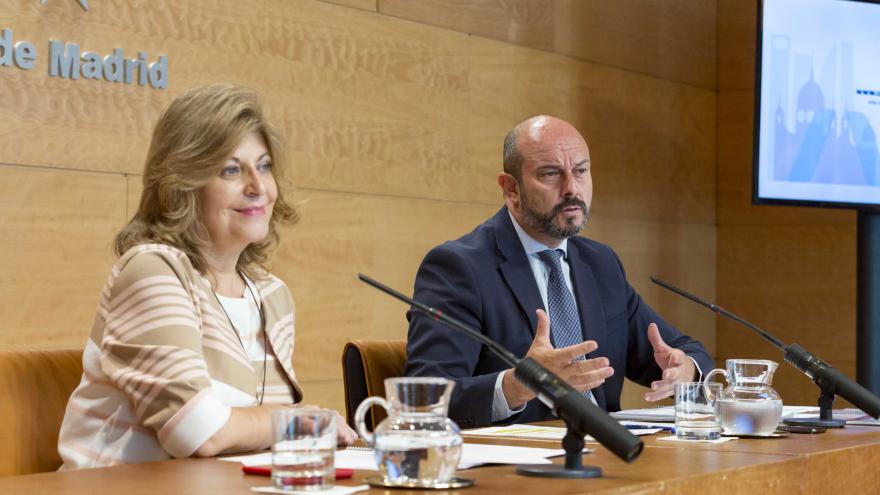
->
463, 423, 662, 440
463, 424, 572, 440
336, 444, 567, 470
251, 484, 369, 495
610, 406, 675, 422
333, 449, 379, 471
458, 443, 565, 467
657, 435, 737, 444
220, 450, 377, 470
781, 406, 823, 418
786, 407, 880, 426
224, 443, 567, 471
609, 404, 836, 423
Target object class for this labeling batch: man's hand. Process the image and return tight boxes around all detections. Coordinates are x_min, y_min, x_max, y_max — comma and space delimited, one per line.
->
644, 323, 697, 401
502, 309, 614, 409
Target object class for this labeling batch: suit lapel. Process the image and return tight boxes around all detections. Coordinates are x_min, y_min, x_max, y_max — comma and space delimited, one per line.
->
494, 208, 544, 337
567, 240, 608, 409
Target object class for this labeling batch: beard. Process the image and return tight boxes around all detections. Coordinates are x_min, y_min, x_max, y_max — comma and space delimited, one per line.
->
520, 192, 590, 240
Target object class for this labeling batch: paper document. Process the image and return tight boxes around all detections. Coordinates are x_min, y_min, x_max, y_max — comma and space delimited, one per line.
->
221, 450, 379, 470
609, 405, 836, 423
785, 407, 880, 426
252, 484, 369, 495
610, 406, 675, 422
458, 443, 566, 467
222, 443, 567, 471
463, 423, 663, 440
657, 435, 736, 444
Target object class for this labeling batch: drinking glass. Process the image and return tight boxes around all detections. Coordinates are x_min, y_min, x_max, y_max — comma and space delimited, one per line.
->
675, 382, 722, 440
271, 408, 336, 491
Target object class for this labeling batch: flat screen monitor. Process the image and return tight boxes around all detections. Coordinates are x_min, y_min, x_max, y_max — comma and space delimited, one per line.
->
754, 0, 880, 210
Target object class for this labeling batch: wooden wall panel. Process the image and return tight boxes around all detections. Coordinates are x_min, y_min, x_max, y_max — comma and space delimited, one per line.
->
0, 165, 127, 349
298, 379, 346, 416
260, 0, 480, 203
590, 214, 716, 410
588, 215, 717, 355
318, 0, 376, 12
717, 224, 856, 405
379, 0, 717, 89
274, 189, 497, 383
2, 0, 484, 205
718, 0, 757, 91
468, 38, 717, 225
716, 0, 860, 408
0, 0, 718, 421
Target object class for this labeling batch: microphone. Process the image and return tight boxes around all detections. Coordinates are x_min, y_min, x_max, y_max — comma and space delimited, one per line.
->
357, 273, 644, 471
651, 277, 880, 425
511, 357, 643, 462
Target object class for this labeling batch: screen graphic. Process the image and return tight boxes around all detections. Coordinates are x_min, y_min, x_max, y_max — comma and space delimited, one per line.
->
756, 0, 880, 208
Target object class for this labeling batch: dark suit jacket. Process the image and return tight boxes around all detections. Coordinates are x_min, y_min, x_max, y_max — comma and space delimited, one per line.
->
404, 207, 713, 429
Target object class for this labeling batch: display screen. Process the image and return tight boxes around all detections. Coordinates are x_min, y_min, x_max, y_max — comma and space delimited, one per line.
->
754, 0, 880, 210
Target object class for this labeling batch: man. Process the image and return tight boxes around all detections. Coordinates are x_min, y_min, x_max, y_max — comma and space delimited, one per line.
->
404, 115, 713, 429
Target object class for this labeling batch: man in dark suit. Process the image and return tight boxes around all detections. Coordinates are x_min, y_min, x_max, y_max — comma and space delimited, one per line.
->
405, 115, 713, 429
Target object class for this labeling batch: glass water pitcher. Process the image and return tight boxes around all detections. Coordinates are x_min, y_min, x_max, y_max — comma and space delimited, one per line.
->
354, 377, 463, 486
706, 359, 783, 436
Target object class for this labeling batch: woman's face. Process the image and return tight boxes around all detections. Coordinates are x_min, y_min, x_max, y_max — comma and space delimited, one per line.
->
198, 131, 277, 258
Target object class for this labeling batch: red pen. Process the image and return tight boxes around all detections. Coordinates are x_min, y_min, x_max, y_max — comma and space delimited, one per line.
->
241, 465, 354, 479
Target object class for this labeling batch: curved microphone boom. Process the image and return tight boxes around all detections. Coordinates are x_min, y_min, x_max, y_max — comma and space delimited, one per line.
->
358, 273, 644, 474
651, 277, 880, 426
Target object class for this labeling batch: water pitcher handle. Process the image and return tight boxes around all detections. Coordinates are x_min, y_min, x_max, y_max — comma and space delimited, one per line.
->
702, 369, 727, 401
354, 396, 389, 447
704, 368, 728, 384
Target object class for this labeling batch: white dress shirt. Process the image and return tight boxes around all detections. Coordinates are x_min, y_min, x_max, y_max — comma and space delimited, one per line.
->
491, 211, 578, 421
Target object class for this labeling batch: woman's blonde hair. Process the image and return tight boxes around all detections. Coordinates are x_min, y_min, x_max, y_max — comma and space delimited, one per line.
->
115, 84, 298, 278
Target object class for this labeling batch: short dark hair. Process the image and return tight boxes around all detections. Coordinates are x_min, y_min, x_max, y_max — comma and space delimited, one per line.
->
502, 127, 523, 181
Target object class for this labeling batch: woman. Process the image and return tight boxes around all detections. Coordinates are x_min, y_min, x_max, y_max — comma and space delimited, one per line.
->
58, 85, 357, 469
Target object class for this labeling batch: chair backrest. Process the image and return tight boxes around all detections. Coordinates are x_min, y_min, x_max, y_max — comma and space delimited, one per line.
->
0, 348, 83, 477
341, 340, 407, 431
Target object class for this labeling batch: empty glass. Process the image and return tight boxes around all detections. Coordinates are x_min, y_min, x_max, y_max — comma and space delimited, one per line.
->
675, 382, 722, 440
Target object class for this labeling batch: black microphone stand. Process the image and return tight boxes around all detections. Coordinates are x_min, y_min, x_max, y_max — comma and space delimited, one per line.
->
358, 274, 643, 478
651, 277, 880, 428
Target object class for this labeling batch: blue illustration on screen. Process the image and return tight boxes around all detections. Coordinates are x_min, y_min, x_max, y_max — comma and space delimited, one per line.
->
769, 37, 879, 187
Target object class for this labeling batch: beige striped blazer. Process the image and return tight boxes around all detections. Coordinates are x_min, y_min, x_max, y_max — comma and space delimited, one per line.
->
58, 244, 303, 469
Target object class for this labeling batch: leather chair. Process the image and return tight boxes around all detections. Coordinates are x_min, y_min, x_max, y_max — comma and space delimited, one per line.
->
0, 348, 83, 476
341, 340, 406, 432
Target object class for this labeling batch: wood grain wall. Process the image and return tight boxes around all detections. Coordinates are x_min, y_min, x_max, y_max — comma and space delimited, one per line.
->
716, 0, 857, 406
0, 0, 717, 414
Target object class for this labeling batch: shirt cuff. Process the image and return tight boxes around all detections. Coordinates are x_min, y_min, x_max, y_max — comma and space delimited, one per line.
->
688, 356, 703, 381
157, 388, 231, 458
491, 370, 526, 423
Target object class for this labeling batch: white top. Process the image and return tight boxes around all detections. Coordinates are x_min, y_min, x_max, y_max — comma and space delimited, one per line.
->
214, 277, 274, 364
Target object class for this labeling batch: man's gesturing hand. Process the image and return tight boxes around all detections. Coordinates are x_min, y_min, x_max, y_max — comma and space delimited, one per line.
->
644, 323, 696, 401
502, 309, 614, 410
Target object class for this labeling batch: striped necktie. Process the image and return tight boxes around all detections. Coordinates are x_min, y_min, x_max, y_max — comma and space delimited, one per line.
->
536, 249, 595, 403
